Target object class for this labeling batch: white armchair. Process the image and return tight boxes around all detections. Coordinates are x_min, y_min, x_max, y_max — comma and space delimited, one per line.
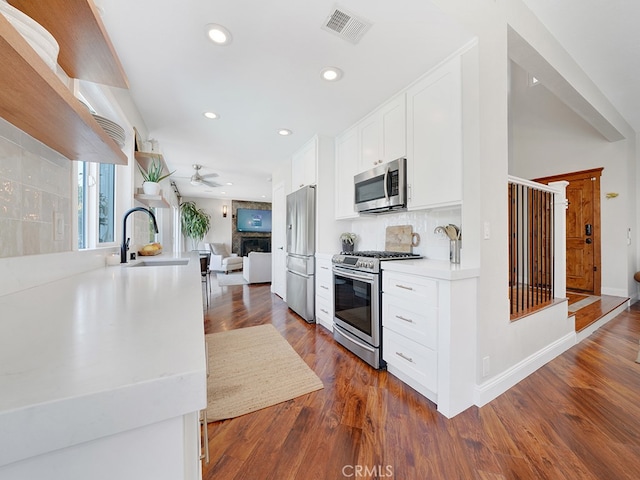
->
207, 243, 243, 273
242, 252, 272, 284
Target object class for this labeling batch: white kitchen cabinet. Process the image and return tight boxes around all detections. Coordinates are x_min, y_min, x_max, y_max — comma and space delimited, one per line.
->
291, 135, 318, 190
315, 255, 334, 332
382, 271, 439, 401
334, 126, 358, 219
357, 94, 406, 173
381, 260, 478, 418
406, 56, 462, 210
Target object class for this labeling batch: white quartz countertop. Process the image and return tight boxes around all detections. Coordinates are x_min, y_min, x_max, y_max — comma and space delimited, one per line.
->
381, 258, 479, 280
0, 252, 207, 467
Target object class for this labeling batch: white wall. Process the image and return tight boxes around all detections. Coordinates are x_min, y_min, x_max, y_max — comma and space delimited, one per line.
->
509, 61, 634, 297
431, 0, 639, 392
180, 196, 233, 250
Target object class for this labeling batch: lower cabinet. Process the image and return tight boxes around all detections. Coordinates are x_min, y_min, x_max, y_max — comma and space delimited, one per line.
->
382, 266, 478, 418
0, 414, 203, 480
382, 271, 438, 402
315, 255, 334, 331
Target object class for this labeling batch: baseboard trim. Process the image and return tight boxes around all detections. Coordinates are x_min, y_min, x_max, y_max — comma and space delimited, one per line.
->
474, 331, 576, 408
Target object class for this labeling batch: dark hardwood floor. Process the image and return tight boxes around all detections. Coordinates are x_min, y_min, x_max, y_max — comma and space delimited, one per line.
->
202, 278, 640, 479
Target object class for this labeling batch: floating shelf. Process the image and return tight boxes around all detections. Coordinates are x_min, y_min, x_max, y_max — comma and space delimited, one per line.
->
8, 0, 128, 88
134, 151, 169, 173
0, 14, 127, 164
134, 193, 170, 209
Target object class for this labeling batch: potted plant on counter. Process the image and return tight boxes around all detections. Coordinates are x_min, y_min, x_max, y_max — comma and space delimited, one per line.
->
138, 159, 174, 195
181, 201, 211, 250
340, 232, 357, 253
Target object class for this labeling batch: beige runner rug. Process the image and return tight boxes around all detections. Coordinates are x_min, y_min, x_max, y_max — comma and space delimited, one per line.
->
205, 324, 323, 422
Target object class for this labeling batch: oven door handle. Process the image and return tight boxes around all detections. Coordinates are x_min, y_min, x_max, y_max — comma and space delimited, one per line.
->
333, 268, 376, 283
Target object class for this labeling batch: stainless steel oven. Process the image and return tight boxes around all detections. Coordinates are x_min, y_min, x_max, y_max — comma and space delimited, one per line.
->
333, 264, 382, 369
331, 250, 422, 369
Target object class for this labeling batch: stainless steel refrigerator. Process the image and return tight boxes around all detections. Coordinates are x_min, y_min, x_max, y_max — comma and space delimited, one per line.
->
286, 185, 315, 323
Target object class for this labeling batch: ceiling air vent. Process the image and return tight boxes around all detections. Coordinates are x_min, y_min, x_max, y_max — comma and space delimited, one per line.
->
321, 6, 372, 44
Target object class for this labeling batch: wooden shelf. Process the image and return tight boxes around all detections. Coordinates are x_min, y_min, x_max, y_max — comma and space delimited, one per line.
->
0, 14, 127, 165
134, 193, 170, 209
8, 0, 128, 88
134, 151, 169, 173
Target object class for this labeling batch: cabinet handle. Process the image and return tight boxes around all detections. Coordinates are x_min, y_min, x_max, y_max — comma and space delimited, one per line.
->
205, 342, 210, 378
321, 285, 329, 290
200, 410, 210, 464
396, 284, 413, 291
408, 184, 412, 201
395, 352, 414, 363
320, 308, 329, 314
320, 266, 329, 270
300, 183, 304, 187
396, 314, 414, 324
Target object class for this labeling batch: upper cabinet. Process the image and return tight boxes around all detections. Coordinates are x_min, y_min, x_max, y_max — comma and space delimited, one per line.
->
0, 1, 128, 165
406, 56, 462, 210
291, 135, 318, 190
357, 95, 406, 173
334, 126, 358, 220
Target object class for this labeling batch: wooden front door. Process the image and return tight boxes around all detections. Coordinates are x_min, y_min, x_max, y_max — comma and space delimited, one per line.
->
534, 168, 602, 295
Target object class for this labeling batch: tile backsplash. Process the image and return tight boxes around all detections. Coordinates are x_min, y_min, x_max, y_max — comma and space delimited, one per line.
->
0, 118, 72, 258
348, 207, 462, 261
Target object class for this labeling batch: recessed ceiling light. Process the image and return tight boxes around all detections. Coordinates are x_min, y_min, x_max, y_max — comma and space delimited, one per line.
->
278, 129, 292, 136
321, 66, 343, 82
226, 182, 233, 186
203, 111, 218, 119
220, 191, 226, 195
205, 24, 232, 45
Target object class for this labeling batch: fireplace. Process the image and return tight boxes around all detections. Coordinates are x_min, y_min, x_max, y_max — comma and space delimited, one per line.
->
241, 237, 271, 256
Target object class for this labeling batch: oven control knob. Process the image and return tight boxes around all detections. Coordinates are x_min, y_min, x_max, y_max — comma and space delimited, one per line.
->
368, 261, 374, 268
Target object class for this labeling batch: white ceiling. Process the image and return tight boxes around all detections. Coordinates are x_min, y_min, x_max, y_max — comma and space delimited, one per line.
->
520, 0, 640, 133
97, 0, 474, 201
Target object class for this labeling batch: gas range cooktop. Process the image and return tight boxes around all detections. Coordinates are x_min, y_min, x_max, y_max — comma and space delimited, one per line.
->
332, 251, 423, 273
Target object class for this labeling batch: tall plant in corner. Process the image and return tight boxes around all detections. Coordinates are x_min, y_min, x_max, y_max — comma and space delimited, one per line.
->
180, 201, 211, 250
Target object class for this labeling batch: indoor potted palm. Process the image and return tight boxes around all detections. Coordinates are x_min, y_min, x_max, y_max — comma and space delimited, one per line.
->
181, 201, 211, 250
138, 159, 174, 195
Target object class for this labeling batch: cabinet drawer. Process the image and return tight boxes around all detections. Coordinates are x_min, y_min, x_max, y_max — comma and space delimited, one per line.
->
316, 294, 333, 319
383, 328, 437, 393
383, 293, 437, 350
316, 272, 332, 299
383, 271, 437, 303
315, 295, 333, 329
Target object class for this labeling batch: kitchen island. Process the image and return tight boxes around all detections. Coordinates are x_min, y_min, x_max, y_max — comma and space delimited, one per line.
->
0, 252, 207, 479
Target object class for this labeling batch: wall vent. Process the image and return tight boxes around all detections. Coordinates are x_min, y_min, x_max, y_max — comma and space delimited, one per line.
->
321, 5, 372, 44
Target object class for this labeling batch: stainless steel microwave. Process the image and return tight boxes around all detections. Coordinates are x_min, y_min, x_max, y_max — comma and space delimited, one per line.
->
354, 157, 407, 214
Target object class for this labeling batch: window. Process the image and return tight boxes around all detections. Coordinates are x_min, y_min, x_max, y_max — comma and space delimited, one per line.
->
77, 161, 117, 249
99, 163, 115, 243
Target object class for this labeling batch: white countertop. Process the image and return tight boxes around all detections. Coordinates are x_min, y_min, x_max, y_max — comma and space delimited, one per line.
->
0, 252, 207, 467
381, 258, 479, 280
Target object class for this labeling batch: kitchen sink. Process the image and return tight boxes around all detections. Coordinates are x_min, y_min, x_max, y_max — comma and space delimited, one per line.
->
128, 259, 189, 267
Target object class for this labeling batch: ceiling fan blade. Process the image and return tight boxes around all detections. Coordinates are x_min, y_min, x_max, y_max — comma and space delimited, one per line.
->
202, 179, 222, 187
201, 172, 219, 179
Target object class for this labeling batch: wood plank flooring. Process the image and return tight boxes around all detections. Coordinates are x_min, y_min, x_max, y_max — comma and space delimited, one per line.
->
202, 279, 640, 480
567, 292, 630, 332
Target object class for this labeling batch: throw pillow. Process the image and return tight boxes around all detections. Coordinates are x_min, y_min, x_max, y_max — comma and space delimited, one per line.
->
210, 242, 230, 258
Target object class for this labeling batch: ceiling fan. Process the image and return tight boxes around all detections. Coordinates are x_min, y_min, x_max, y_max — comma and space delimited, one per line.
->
187, 164, 222, 187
